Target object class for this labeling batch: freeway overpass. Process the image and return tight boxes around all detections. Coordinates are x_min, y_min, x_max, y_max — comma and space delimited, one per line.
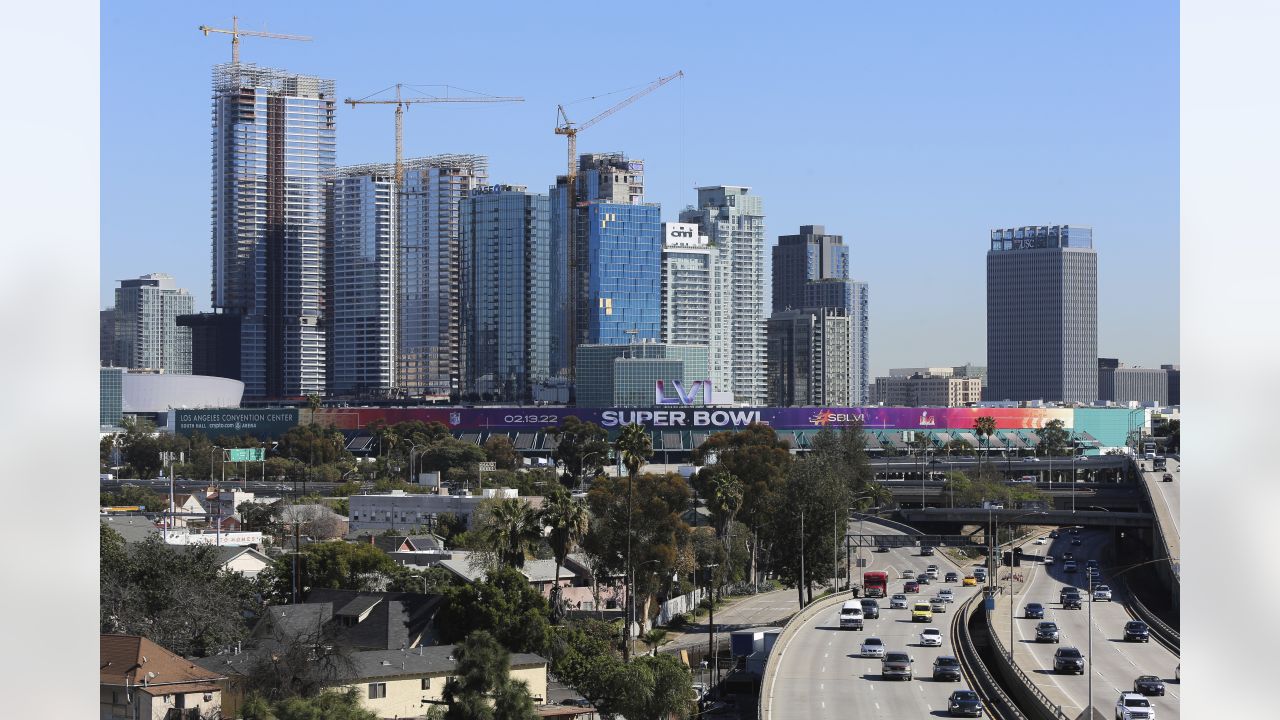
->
900, 507, 1154, 529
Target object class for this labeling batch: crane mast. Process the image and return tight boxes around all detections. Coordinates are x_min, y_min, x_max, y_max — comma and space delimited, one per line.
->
198, 16, 312, 64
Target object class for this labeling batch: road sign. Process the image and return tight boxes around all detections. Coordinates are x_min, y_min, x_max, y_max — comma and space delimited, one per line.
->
477, 462, 497, 472
228, 448, 264, 462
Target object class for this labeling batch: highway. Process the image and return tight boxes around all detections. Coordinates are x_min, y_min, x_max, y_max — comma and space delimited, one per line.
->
766, 527, 986, 720
990, 529, 1180, 719
1139, 459, 1180, 572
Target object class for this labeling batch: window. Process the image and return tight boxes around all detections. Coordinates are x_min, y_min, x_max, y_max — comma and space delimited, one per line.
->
368, 683, 387, 699
421, 677, 432, 690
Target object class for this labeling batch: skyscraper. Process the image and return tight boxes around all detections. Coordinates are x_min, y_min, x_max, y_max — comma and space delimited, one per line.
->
100, 308, 116, 366
766, 308, 852, 406
680, 186, 767, 404
660, 222, 720, 350
771, 225, 870, 404
987, 225, 1098, 403
459, 185, 552, 402
211, 63, 336, 400
112, 274, 194, 374
325, 156, 488, 400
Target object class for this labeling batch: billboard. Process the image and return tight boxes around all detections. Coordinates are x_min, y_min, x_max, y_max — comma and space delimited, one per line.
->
174, 408, 300, 439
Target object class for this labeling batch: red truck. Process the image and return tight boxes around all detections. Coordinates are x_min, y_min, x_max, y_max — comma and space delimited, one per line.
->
863, 571, 888, 598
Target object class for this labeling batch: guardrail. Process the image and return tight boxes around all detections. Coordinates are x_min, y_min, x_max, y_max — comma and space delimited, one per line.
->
952, 592, 1027, 720
854, 513, 926, 536
757, 591, 849, 720
1126, 587, 1180, 654
983, 595, 1072, 720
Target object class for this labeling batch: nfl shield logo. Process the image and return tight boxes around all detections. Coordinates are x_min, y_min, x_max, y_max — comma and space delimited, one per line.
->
449, 412, 461, 426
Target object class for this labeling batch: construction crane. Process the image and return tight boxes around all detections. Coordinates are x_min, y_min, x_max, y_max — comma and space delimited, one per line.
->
198, 16, 312, 65
554, 70, 684, 370
345, 84, 524, 185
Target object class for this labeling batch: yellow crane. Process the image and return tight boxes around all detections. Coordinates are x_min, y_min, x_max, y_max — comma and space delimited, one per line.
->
198, 16, 312, 65
554, 70, 684, 366
344, 84, 524, 185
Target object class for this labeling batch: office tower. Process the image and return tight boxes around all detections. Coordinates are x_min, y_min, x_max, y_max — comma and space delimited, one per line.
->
100, 308, 116, 366
660, 222, 719, 351
576, 342, 711, 407
325, 156, 488, 400
101, 367, 125, 427
766, 308, 851, 406
111, 274, 194, 374
177, 312, 242, 380
771, 225, 871, 404
986, 225, 1098, 403
459, 185, 553, 402
680, 186, 767, 404
1161, 364, 1180, 405
211, 63, 336, 400
1097, 359, 1170, 405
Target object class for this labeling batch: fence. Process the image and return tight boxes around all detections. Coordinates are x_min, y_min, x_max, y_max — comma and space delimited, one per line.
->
983, 596, 1072, 720
657, 587, 708, 627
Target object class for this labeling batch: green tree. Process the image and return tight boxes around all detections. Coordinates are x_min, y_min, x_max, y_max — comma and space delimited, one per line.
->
118, 417, 163, 478
770, 449, 852, 606
441, 630, 538, 720
278, 423, 350, 466
243, 688, 378, 720
614, 422, 653, 660
1039, 419, 1071, 457
541, 488, 591, 622
610, 653, 695, 720
99, 484, 166, 512
546, 416, 611, 490
239, 500, 283, 537
483, 435, 520, 471
974, 416, 997, 461
544, 620, 622, 709
471, 498, 543, 569
435, 567, 552, 653
262, 541, 398, 601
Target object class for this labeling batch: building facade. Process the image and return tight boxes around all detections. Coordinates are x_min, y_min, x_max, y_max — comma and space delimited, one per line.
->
986, 225, 1098, 403
101, 367, 124, 427
348, 489, 539, 533
679, 186, 767, 404
1162, 364, 1180, 405
1098, 359, 1171, 405
112, 274, 194, 374
575, 342, 711, 407
177, 312, 242, 380
660, 222, 719, 350
211, 63, 336, 400
582, 202, 662, 345
765, 308, 852, 407
100, 308, 116, 366
870, 373, 983, 407
459, 185, 552, 402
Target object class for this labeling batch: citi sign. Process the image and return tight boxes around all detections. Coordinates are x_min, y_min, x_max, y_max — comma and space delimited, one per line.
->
655, 379, 713, 405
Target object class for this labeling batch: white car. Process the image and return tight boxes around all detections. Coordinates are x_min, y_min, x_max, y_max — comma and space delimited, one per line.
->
1115, 692, 1155, 720
938, 588, 955, 603
1044, 555, 1054, 566
890, 594, 909, 609
860, 636, 886, 658
925, 564, 939, 578
919, 628, 944, 647
1034, 538, 1046, 545
1093, 585, 1112, 602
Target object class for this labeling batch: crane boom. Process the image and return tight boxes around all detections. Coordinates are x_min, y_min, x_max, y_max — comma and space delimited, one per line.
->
198, 16, 312, 64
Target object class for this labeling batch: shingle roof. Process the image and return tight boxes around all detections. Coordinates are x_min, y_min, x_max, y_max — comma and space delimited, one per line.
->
195, 645, 546, 683
101, 635, 226, 692
521, 559, 576, 583
302, 589, 444, 651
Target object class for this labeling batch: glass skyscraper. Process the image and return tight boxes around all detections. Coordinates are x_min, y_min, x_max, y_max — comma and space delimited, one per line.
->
211, 63, 335, 400
459, 185, 552, 402
986, 225, 1098, 403
112, 273, 194, 374
583, 202, 662, 345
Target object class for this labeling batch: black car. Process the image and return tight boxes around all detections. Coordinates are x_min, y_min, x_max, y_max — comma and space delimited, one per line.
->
1062, 593, 1082, 609
1049, 530, 1059, 539
1070, 528, 1081, 535
1071, 538, 1083, 546
1025, 602, 1045, 619
1035, 621, 1060, 643
877, 544, 890, 553
945, 572, 959, 583
1053, 646, 1085, 674
921, 546, 935, 556
1062, 552, 1075, 561
947, 689, 983, 717
1133, 675, 1166, 696
1124, 621, 1151, 642
1059, 586, 1080, 603
933, 655, 963, 682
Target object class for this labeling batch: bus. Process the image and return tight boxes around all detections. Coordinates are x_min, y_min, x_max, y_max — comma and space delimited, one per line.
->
863, 571, 888, 598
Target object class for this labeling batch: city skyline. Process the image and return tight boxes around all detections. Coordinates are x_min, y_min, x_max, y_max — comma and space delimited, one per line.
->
101, 2, 1179, 377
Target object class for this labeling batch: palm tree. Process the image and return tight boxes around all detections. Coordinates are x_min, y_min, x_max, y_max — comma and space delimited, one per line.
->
615, 422, 653, 662
484, 498, 542, 569
974, 416, 997, 462
640, 628, 669, 656
542, 491, 590, 623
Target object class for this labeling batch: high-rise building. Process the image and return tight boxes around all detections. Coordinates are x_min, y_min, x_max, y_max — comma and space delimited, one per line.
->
211, 63, 336, 400
770, 225, 870, 404
680, 186, 767, 404
459, 185, 553, 402
1097, 359, 1170, 405
112, 274, 194, 374
101, 367, 125, 427
100, 308, 116, 366
325, 156, 488, 400
766, 308, 851, 407
986, 225, 1098, 403
1161, 364, 1180, 405
177, 312, 241, 380
660, 222, 719, 349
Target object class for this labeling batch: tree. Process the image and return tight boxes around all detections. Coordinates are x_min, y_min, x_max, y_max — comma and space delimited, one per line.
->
1039, 419, 1071, 457
546, 416, 610, 491
100, 484, 166, 512
435, 567, 552, 653
610, 653, 695, 720
483, 435, 520, 471
769, 450, 851, 606
974, 416, 997, 461
243, 614, 358, 703
243, 688, 378, 720
118, 417, 163, 479
441, 630, 538, 720
262, 541, 399, 601
239, 500, 283, 537
278, 423, 350, 467
614, 422, 654, 659
541, 488, 590, 623
468, 497, 544, 570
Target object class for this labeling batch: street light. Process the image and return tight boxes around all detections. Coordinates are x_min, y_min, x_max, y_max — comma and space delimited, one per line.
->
990, 510, 1048, 663
578, 450, 604, 493
405, 441, 420, 487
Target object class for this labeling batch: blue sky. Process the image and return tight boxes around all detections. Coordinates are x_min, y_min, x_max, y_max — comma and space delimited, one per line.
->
102, 1, 1178, 376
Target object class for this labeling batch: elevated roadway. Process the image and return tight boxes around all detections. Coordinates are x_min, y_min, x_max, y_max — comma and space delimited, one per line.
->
989, 529, 1179, 719
1138, 459, 1180, 576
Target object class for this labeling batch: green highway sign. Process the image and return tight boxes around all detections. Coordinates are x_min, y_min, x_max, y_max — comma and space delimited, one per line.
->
227, 448, 264, 462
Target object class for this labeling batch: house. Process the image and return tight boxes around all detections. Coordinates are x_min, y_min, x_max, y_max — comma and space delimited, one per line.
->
178, 545, 271, 578
250, 588, 445, 651
360, 533, 452, 568
195, 643, 548, 720
101, 634, 226, 720
433, 551, 625, 613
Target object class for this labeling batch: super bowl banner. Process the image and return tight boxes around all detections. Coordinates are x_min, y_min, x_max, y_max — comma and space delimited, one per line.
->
312, 406, 1073, 433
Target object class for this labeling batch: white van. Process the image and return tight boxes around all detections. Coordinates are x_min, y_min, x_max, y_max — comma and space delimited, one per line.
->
839, 601, 865, 630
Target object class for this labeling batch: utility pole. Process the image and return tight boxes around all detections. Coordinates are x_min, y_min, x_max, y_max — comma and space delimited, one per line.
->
799, 509, 806, 606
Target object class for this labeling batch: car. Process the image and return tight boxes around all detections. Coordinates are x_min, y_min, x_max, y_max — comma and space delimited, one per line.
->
860, 636, 886, 658
1062, 593, 1083, 609
1053, 646, 1085, 674
1024, 602, 1045, 619
876, 544, 890, 552
945, 571, 959, 583
902, 568, 916, 579
962, 575, 978, 587
1133, 675, 1166, 696
860, 598, 881, 619
1043, 555, 1054, 566
921, 545, 935, 556
1093, 585, 1112, 602
1071, 538, 1083, 546
1049, 530, 1060, 538
1060, 586, 1080, 602
929, 597, 947, 613
1034, 537, 1046, 545
1086, 559, 1099, 570
904, 581, 920, 593
890, 594, 909, 609
933, 655, 963, 681
1023, 456, 1040, 462
912, 602, 934, 623
919, 628, 944, 647
1161, 473, 1173, 482
1071, 528, 1081, 535
1035, 621, 1060, 643
839, 601, 865, 630
948, 689, 984, 717
926, 564, 940, 578
1063, 561, 1078, 573
1062, 552, 1075, 561
938, 588, 955, 602
1123, 621, 1151, 643
881, 651, 914, 680
1115, 692, 1156, 720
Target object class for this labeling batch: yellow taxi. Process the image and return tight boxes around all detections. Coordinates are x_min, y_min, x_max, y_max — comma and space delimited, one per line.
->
911, 602, 934, 623
962, 575, 978, 587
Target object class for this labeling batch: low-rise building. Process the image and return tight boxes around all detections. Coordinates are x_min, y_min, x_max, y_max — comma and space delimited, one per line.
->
348, 489, 542, 533
101, 634, 226, 720
870, 372, 983, 407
